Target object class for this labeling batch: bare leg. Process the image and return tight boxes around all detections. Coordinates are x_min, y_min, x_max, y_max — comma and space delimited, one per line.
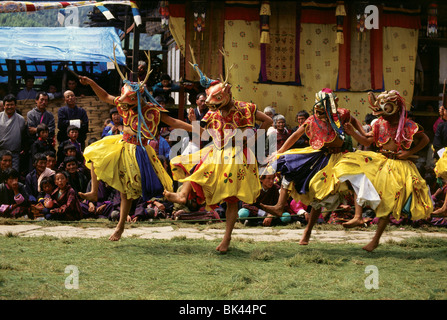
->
433, 191, 447, 216
299, 207, 321, 245
342, 193, 364, 228
79, 163, 98, 202
216, 201, 238, 253
163, 181, 192, 205
362, 215, 390, 252
109, 192, 132, 241
261, 187, 289, 217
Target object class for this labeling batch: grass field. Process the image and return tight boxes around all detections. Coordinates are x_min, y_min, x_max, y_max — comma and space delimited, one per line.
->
1, 226, 447, 302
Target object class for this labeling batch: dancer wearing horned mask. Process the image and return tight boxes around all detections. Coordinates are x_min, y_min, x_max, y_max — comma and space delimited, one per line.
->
78, 46, 196, 241
163, 47, 273, 253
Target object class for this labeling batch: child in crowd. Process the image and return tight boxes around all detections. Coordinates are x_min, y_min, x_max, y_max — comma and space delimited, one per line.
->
63, 156, 89, 195
44, 151, 57, 171
57, 125, 83, 166
152, 74, 180, 106
32, 175, 56, 219
46, 170, 82, 221
102, 107, 123, 138
30, 123, 56, 164
0, 168, 31, 218
25, 153, 55, 203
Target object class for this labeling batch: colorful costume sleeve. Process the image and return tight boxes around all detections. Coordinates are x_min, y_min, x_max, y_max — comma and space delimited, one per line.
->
304, 108, 351, 149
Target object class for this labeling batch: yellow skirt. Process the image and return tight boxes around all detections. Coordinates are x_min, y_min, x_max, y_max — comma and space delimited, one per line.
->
435, 150, 447, 180
83, 135, 173, 200
276, 147, 350, 209
313, 150, 433, 220
170, 144, 261, 210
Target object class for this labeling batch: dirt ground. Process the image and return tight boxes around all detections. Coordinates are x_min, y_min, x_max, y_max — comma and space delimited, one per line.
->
1, 223, 447, 244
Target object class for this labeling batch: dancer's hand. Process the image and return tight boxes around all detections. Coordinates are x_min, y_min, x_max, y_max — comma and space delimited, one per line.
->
397, 150, 412, 160
343, 122, 356, 135
78, 76, 91, 86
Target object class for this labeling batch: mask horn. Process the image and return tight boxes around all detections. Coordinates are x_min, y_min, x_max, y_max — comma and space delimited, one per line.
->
109, 43, 127, 81
189, 45, 214, 88
219, 47, 234, 87
140, 51, 152, 87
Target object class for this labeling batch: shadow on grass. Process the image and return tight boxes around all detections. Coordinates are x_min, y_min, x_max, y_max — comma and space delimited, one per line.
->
103, 235, 447, 267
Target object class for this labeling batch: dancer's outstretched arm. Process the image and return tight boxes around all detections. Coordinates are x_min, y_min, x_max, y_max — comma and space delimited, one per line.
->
79, 76, 116, 105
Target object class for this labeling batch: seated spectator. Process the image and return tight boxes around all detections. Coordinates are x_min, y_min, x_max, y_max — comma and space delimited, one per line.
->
25, 153, 55, 203
155, 95, 166, 109
291, 110, 310, 149
152, 74, 180, 106
269, 115, 291, 151
107, 191, 149, 222
81, 180, 116, 219
149, 131, 171, 159
17, 75, 37, 101
57, 125, 83, 166
238, 167, 289, 227
327, 193, 356, 225
101, 107, 123, 138
44, 151, 57, 171
31, 175, 56, 219
0, 150, 13, 183
66, 77, 88, 98
30, 123, 56, 168
0, 168, 31, 218
63, 156, 89, 195
47, 83, 63, 100
46, 170, 82, 221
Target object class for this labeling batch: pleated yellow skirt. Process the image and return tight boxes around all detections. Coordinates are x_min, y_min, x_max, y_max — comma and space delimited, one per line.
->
435, 150, 447, 180
83, 135, 173, 200
170, 144, 261, 210
276, 147, 350, 209
312, 150, 433, 220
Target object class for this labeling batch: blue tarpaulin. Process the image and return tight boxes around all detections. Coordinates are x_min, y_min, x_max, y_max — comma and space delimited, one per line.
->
0, 27, 126, 65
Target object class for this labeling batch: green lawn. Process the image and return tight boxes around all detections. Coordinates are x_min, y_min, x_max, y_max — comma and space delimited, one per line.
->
1, 231, 446, 301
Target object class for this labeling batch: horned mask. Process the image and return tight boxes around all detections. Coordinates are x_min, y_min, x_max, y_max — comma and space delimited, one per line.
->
110, 44, 152, 106
189, 46, 234, 111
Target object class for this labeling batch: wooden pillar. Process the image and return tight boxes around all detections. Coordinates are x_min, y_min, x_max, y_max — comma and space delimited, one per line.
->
6, 59, 17, 95
131, 24, 140, 81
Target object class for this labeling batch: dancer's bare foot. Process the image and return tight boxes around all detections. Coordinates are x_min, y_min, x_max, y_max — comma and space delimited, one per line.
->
342, 217, 364, 229
362, 241, 379, 252
163, 190, 187, 204
299, 232, 310, 245
433, 206, 447, 216
260, 204, 284, 217
216, 237, 231, 254
109, 227, 124, 241
78, 191, 98, 202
